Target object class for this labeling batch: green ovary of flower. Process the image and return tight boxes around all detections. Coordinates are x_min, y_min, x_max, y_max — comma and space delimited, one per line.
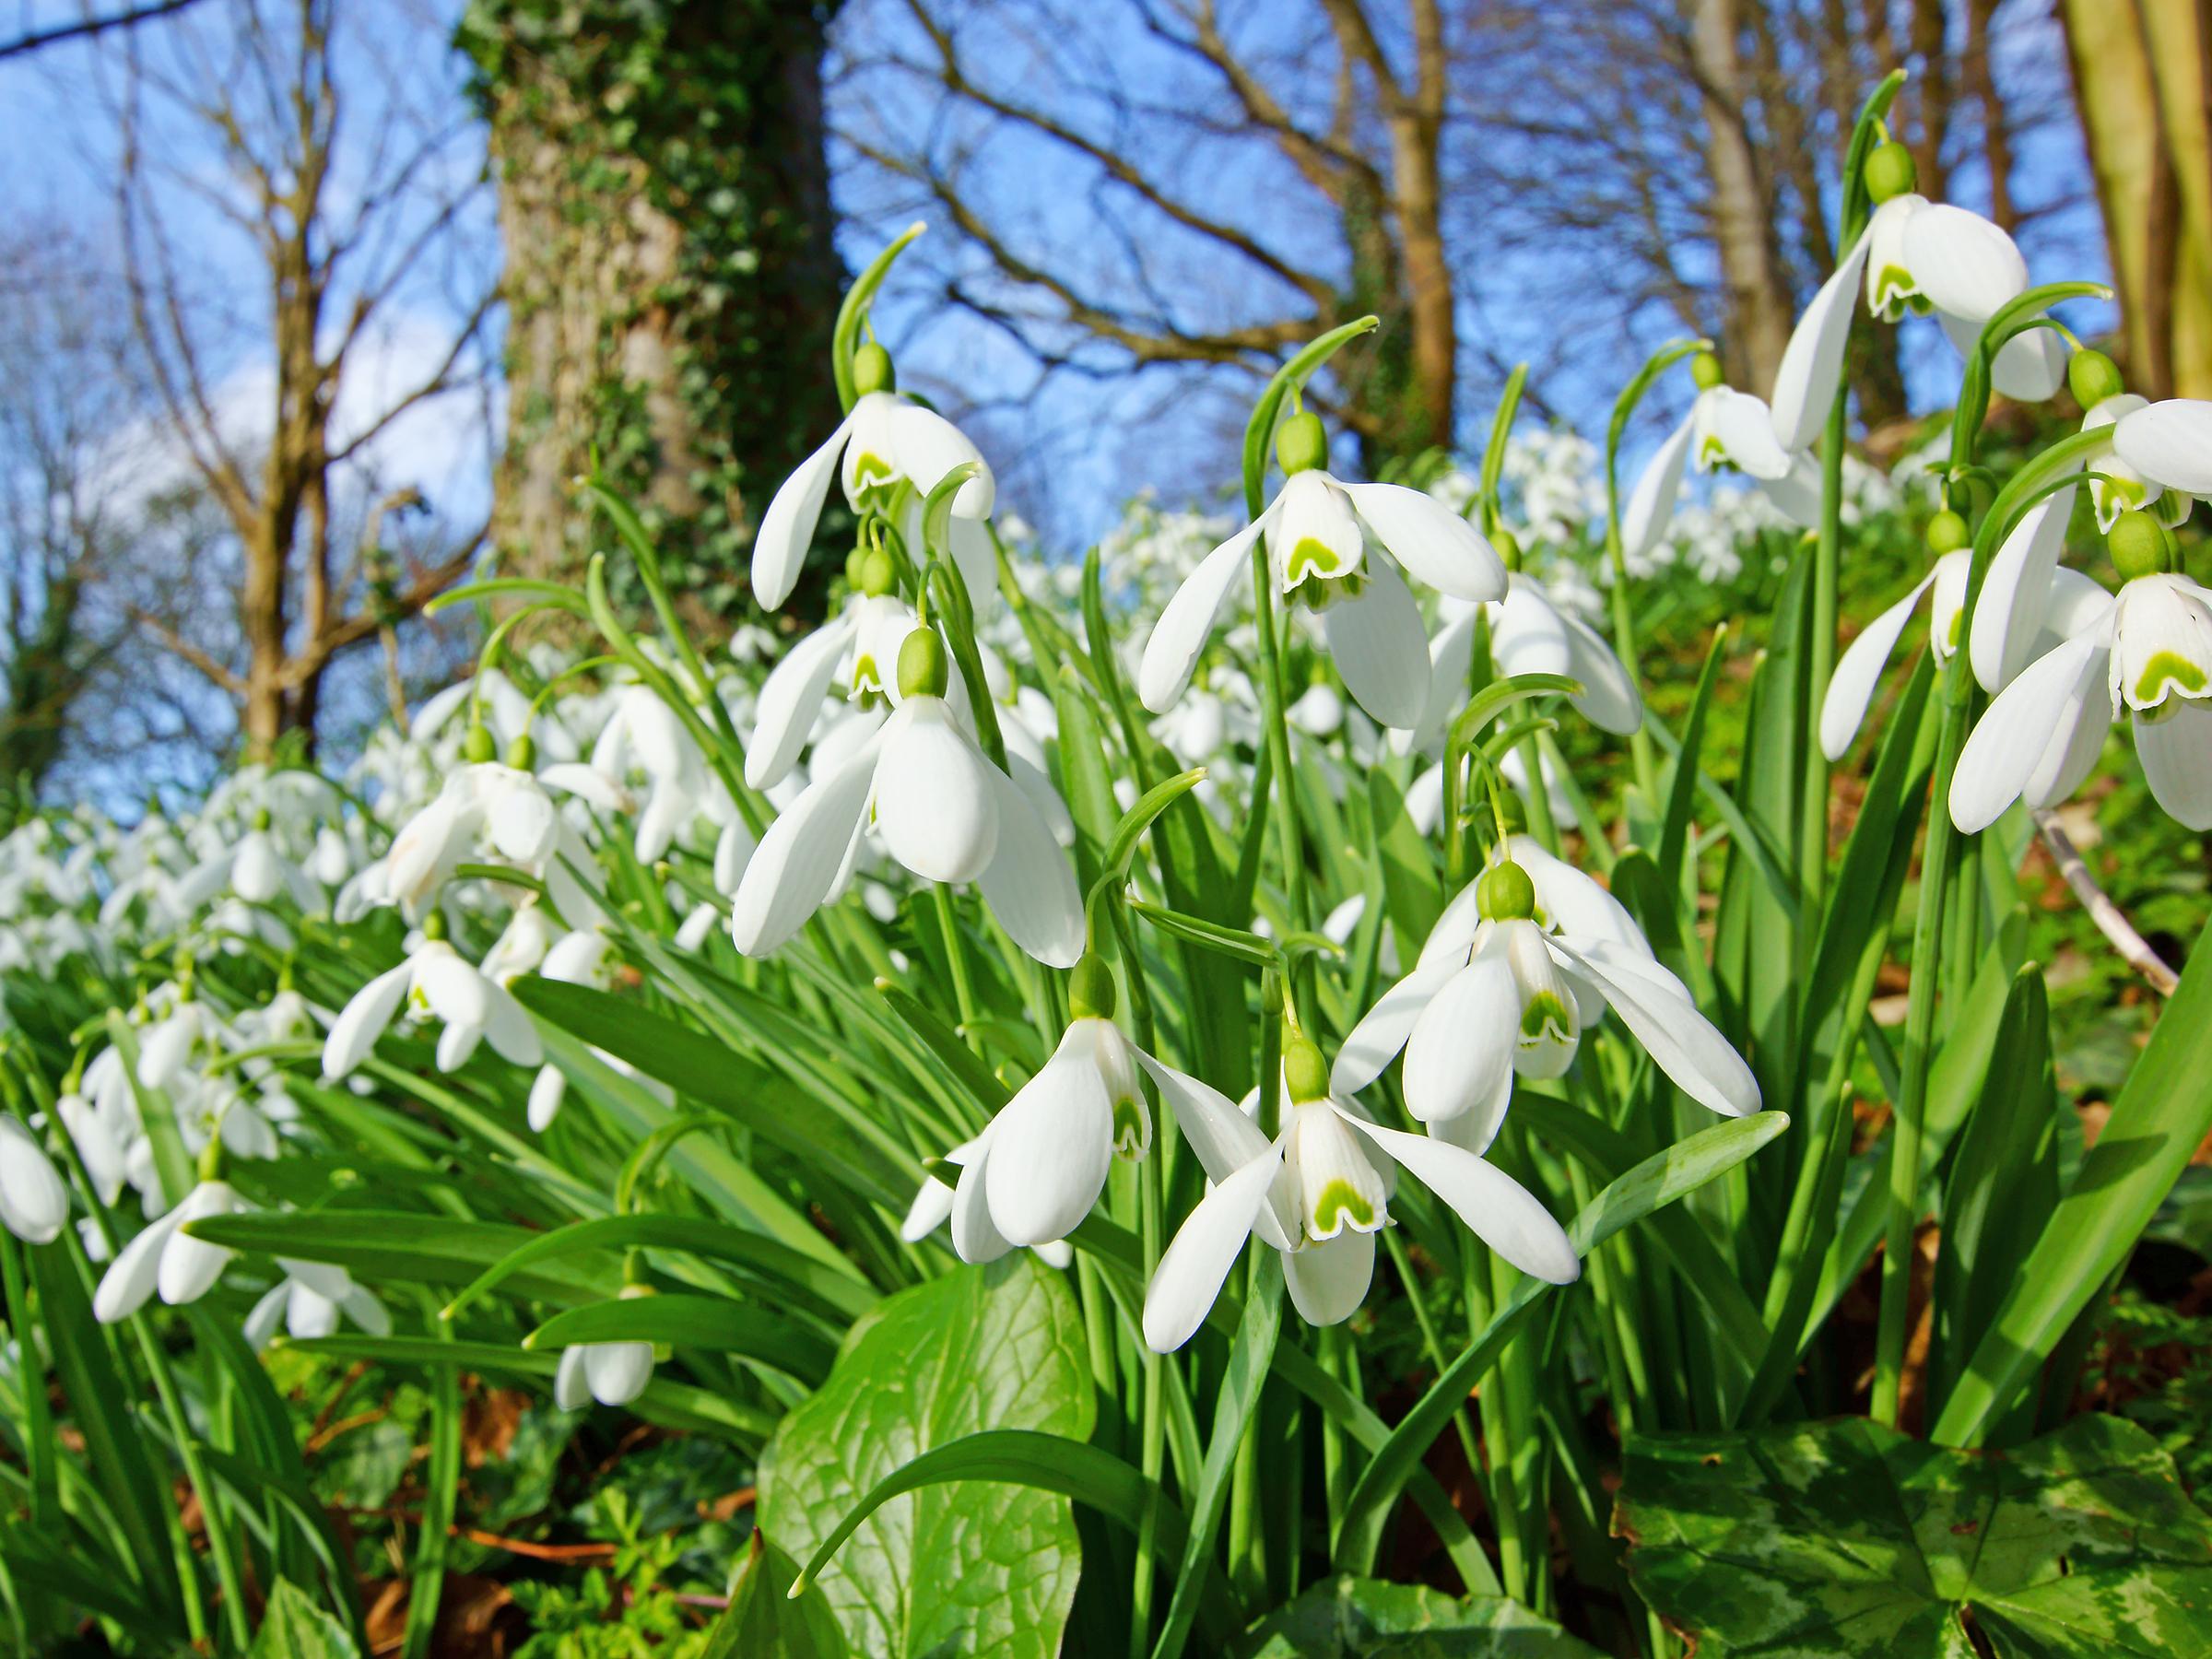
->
2134, 651, 2208, 707
1311, 1178, 1377, 1236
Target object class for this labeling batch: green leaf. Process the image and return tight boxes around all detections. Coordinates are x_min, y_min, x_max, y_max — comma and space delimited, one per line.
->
1332, 1111, 1790, 1573
1239, 1576, 1604, 1658
253, 1580, 359, 1659
1936, 923, 2212, 1445
831, 222, 925, 410
1618, 1414, 2212, 1656
708, 1535, 850, 1659
760, 1257, 1094, 1658
524, 1293, 834, 1380
183, 1210, 614, 1303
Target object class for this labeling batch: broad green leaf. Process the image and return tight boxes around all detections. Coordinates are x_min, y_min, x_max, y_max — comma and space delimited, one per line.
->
252, 1579, 359, 1659
1936, 923, 2212, 1445
1618, 1414, 2212, 1656
1239, 1575, 1604, 1658
708, 1535, 851, 1659
759, 1257, 1094, 1659
1333, 1111, 1790, 1573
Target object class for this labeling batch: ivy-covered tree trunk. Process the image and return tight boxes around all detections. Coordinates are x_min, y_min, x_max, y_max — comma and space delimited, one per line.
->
466, 1, 847, 628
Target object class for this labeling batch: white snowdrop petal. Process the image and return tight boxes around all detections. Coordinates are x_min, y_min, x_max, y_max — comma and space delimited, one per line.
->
1697, 387, 1792, 480
1820, 571, 1936, 759
949, 1137, 1016, 1265
901, 1172, 958, 1243
94, 1207, 184, 1324
158, 1182, 243, 1306
1322, 556, 1432, 730
585, 1341, 655, 1406
887, 399, 994, 517
746, 616, 855, 791
480, 982, 545, 1068
1623, 415, 1695, 561
1949, 628, 2112, 832
0, 1120, 67, 1245
1559, 605, 1643, 735
985, 1042, 1115, 1246
1971, 483, 2076, 693
2115, 399, 2212, 496
1340, 481, 1506, 602
1402, 952, 1519, 1143
1332, 959, 1457, 1096
412, 947, 492, 1032
1771, 228, 1873, 453
2135, 700, 2212, 830
1132, 1052, 1275, 1187
554, 1345, 593, 1410
323, 961, 414, 1080
730, 735, 883, 955
1555, 939, 1760, 1118
874, 700, 1001, 884
1332, 1110, 1578, 1285
753, 415, 853, 610
976, 765, 1085, 969
1143, 1146, 1282, 1353
1904, 204, 2028, 321
1283, 1229, 1375, 1328
1138, 517, 1265, 713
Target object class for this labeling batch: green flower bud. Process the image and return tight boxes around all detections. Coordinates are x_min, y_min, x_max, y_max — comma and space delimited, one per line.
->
1476, 857, 1536, 922
1493, 527, 1523, 573
1276, 410, 1329, 477
853, 341, 896, 397
251, 806, 272, 830
1690, 351, 1725, 392
463, 722, 496, 764
1865, 140, 1916, 205
858, 546, 897, 597
1283, 1032, 1330, 1103
898, 626, 949, 699
844, 545, 870, 588
1067, 952, 1117, 1020
505, 732, 536, 771
1926, 510, 1969, 555
2110, 509, 2178, 581
420, 908, 449, 942
2067, 348, 2124, 411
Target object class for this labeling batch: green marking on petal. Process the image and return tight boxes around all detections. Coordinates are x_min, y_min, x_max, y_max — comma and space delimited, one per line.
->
1312, 1177, 1376, 1236
2134, 650, 2208, 706
1284, 535, 1348, 588
1112, 1096, 1148, 1159
850, 450, 894, 488
1519, 990, 1574, 1044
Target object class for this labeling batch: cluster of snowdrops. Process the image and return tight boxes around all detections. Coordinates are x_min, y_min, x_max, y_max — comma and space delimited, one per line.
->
2, 133, 2210, 1436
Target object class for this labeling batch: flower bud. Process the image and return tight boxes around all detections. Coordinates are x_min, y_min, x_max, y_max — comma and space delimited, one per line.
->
252, 806, 273, 830
464, 722, 496, 764
1275, 410, 1328, 477
1067, 951, 1116, 1020
505, 732, 536, 771
2067, 348, 2124, 411
853, 341, 896, 397
1476, 858, 1536, 922
1926, 510, 1969, 555
1283, 1032, 1329, 1103
1690, 351, 1725, 392
2110, 510, 2178, 582
420, 908, 449, 942
858, 546, 897, 597
1865, 140, 1916, 205
844, 545, 870, 587
897, 626, 949, 699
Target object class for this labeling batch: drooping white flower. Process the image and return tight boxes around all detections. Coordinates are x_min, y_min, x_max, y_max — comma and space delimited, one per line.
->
1951, 560, 2212, 831
244, 1258, 391, 1348
1137, 412, 1507, 729
0, 1118, 68, 1244
2113, 398, 2212, 498
752, 339, 996, 611
1139, 1039, 1578, 1352
1334, 843, 1759, 1144
1626, 371, 1819, 562
731, 626, 1083, 968
321, 925, 545, 1080
554, 1338, 655, 1410
93, 1179, 248, 1323
747, 592, 915, 791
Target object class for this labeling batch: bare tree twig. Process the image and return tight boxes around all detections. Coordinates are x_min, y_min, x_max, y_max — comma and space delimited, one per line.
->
2033, 809, 2178, 996
0, 0, 201, 62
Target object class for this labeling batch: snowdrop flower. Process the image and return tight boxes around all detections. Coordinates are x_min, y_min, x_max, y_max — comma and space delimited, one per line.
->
1771, 142, 2063, 457
732, 626, 1083, 967
1952, 514, 2212, 831
1140, 1033, 1578, 1352
2112, 397, 2212, 500
899, 1143, 1073, 1268
0, 1118, 68, 1244
919, 957, 1149, 1262
384, 741, 562, 912
1624, 358, 1817, 562
538, 687, 703, 867
55, 1092, 128, 1207
93, 1179, 248, 1323
1335, 843, 1759, 1146
136, 994, 220, 1092
322, 915, 545, 1080
244, 1259, 391, 1348
551, 1287, 658, 1408
753, 337, 995, 611
1138, 411, 1507, 729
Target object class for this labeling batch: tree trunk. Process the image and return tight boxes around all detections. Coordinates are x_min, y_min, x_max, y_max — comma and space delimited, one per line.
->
2063, 0, 2212, 401
1688, 0, 1795, 395
474, 1, 846, 628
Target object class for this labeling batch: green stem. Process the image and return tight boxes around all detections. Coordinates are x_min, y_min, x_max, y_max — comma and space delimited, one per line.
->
932, 884, 984, 1057
1799, 394, 1847, 959
130, 1316, 252, 1652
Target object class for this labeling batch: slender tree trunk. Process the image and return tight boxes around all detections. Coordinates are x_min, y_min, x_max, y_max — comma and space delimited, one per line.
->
1688, 0, 1795, 394
2063, 0, 2212, 400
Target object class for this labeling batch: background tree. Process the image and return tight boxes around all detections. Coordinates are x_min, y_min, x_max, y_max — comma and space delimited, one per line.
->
2062, 0, 2212, 402
461, 0, 848, 628
97, 0, 500, 759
